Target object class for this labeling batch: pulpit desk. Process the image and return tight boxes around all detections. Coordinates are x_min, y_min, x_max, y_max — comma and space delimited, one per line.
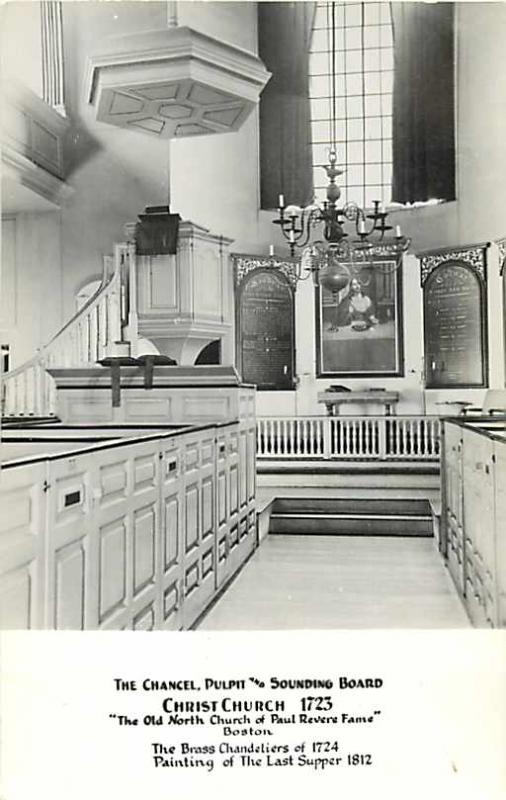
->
317, 390, 400, 416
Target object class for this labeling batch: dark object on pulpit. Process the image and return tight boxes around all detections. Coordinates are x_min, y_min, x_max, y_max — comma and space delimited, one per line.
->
136, 206, 181, 255
328, 385, 351, 392
137, 354, 177, 389
98, 356, 140, 408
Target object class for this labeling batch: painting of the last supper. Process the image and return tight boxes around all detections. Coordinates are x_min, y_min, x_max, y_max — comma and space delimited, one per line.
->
316, 261, 403, 377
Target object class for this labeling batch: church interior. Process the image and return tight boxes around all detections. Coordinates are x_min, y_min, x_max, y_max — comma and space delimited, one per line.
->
1, 0, 505, 631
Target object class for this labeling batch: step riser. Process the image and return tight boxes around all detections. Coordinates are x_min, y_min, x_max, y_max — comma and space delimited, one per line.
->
272, 498, 431, 514
270, 516, 433, 536
258, 474, 439, 490
267, 497, 434, 537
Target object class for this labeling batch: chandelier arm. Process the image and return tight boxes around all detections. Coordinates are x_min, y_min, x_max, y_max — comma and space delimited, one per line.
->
296, 218, 314, 250
282, 208, 321, 253
307, 207, 324, 235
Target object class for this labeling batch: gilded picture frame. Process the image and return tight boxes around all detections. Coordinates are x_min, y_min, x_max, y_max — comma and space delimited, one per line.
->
315, 260, 404, 377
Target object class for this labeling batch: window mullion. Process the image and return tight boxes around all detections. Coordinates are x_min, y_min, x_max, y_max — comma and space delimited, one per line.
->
308, 1, 394, 209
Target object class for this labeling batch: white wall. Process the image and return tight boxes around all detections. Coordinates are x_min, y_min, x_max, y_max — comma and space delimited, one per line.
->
170, 1, 263, 252
58, 1, 172, 322
0, 214, 63, 368
0, 1, 43, 98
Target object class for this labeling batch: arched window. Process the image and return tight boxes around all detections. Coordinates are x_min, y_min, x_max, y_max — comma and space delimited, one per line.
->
309, 2, 393, 209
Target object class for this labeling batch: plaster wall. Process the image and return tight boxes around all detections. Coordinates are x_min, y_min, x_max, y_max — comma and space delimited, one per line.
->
0, 213, 62, 368
58, 1, 171, 323
170, 1, 262, 252
0, 1, 43, 98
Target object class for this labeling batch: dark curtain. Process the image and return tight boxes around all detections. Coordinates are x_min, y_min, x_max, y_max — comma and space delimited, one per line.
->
258, 2, 316, 209
391, 3, 456, 204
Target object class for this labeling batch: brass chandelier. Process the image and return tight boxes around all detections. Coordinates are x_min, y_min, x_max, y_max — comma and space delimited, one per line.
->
272, 2, 410, 293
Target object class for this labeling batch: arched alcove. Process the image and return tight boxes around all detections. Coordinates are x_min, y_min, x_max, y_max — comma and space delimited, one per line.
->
195, 339, 221, 365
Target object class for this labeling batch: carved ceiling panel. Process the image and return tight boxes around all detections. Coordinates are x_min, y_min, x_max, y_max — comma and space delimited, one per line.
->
85, 27, 271, 139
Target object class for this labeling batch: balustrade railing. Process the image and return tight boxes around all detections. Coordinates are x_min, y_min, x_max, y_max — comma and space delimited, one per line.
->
2, 244, 133, 417
257, 415, 441, 462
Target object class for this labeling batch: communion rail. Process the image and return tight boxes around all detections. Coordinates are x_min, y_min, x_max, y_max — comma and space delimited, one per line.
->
257, 415, 441, 462
1, 243, 135, 417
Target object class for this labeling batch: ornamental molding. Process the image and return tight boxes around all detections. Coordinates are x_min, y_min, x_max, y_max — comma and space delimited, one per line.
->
496, 237, 506, 273
232, 254, 300, 289
1, 143, 73, 209
329, 242, 405, 262
418, 243, 488, 287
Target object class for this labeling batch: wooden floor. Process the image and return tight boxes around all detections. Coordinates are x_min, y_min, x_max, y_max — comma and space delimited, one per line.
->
198, 535, 470, 630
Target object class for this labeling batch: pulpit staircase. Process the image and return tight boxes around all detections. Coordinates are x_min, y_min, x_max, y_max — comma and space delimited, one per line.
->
1, 242, 136, 419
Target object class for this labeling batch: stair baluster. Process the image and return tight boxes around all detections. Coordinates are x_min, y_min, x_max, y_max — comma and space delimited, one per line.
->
2, 248, 131, 418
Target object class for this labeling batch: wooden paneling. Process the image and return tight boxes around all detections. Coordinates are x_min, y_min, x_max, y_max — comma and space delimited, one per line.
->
138, 254, 178, 314
181, 431, 217, 628
160, 438, 183, 630
99, 518, 127, 624
2, 79, 69, 179
133, 604, 155, 631
55, 541, 85, 629
229, 465, 239, 516
1, 420, 256, 630
442, 419, 506, 627
442, 423, 464, 593
184, 484, 199, 553
134, 222, 233, 363
194, 246, 223, 319
462, 430, 495, 626
0, 567, 32, 628
493, 443, 506, 627
133, 505, 156, 595
51, 369, 255, 427
46, 456, 91, 630
247, 427, 256, 501
163, 496, 179, 570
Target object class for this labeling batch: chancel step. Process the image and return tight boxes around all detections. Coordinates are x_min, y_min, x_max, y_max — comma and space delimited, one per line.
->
269, 498, 433, 537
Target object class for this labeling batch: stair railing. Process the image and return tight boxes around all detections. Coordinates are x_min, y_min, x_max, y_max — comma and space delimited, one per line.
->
2, 243, 133, 418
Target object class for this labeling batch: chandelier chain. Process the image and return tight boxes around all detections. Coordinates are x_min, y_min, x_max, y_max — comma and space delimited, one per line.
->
272, 0, 410, 288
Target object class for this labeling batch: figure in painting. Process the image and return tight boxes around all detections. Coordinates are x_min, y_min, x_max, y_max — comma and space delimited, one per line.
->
330, 278, 378, 331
